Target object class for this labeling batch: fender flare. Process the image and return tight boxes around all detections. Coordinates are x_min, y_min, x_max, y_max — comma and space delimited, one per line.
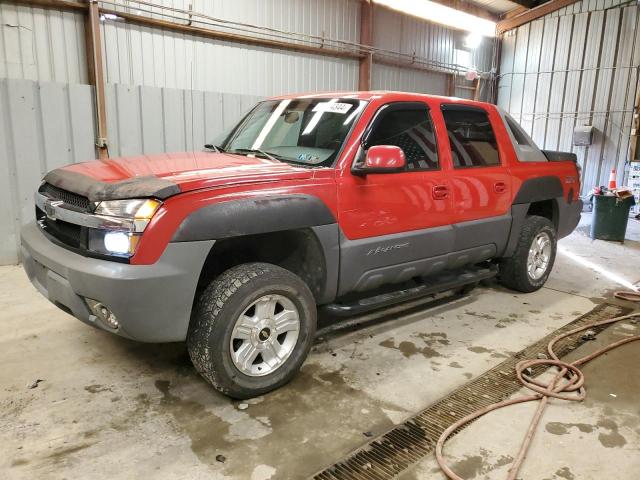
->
171, 194, 337, 242
512, 176, 563, 205
503, 176, 563, 258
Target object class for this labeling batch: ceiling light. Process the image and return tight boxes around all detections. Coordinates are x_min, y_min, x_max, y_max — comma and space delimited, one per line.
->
464, 33, 483, 49
373, 0, 496, 38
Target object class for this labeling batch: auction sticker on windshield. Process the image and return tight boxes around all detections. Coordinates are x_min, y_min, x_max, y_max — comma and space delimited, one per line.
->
312, 102, 352, 114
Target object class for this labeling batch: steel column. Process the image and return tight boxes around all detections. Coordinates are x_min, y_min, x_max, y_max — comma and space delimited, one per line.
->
359, 0, 373, 91
85, 0, 109, 159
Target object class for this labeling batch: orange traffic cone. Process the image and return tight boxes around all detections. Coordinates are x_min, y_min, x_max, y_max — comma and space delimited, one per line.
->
608, 169, 617, 189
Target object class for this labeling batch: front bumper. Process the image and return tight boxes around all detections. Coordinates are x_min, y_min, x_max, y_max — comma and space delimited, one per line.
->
21, 222, 214, 342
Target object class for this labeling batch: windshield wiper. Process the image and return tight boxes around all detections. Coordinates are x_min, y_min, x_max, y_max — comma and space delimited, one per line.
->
204, 144, 226, 153
229, 148, 282, 162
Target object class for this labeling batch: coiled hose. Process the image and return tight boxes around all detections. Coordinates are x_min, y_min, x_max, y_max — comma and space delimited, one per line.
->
436, 291, 640, 480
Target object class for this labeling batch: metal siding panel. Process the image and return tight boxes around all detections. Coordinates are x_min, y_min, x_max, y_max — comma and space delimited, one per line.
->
521, 20, 544, 135
576, 10, 605, 189
68, 83, 97, 162
115, 83, 143, 156
162, 87, 186, 151
497, 31, 516, 110
0, 5, 88, 84
38, 81, 73, 170
558, 12, 589, 155
140, 85, 165, 154
531, 17, 559, 146
585, 8, 621, 192
509, 23, 531, 124
608, 6, 638, 185
544, 15, 573, 150
5, 79, 44, 231
617, 8, 640, 186
0, 79, 20, 264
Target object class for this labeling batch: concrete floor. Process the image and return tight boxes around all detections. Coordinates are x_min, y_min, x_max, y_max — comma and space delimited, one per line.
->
1, 213, 639, 480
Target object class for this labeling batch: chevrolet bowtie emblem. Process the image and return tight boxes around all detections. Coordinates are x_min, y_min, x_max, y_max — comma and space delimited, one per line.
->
44, 200, 63, 221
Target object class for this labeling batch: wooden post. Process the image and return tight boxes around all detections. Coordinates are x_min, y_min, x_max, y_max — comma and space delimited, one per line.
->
84, 0, 109, 159
358, 0, 373, 91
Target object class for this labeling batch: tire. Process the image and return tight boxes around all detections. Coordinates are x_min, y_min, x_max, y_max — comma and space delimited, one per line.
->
187, 262, 317, 399
498, 216, 557, 293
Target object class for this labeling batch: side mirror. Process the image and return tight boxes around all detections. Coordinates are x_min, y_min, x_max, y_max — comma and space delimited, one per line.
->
356, 145, 406, 174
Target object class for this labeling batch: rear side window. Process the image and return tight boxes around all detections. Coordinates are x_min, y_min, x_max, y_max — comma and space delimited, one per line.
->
441, 106, 500, 168
365, 103, 439, 171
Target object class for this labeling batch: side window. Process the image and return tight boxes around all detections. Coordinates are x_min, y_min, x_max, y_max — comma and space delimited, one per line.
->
365, 104, 439, 171
441, 106, 500, 168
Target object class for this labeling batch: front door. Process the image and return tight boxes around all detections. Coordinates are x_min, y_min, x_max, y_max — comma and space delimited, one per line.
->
336, 101, 455, 295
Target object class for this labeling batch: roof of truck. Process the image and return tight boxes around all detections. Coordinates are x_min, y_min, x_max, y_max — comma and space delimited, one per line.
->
268, 90, 492, 107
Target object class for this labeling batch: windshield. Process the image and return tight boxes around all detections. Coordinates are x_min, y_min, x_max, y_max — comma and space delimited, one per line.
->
219, 98, 367, 166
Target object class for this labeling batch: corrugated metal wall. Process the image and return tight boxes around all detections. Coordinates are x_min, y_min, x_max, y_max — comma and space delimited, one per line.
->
99, 1, 361, 95
0, 2, 88, 84
498, 0, 640, 194
371, 63, 448, 95
0, 77, 262, 264
371, 6, 496, 99
0, 78, 95, 264
372, 6, 495, 74
104, 83, 261, 157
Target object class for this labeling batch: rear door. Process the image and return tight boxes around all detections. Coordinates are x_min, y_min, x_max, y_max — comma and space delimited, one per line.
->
438, 104, 512, 259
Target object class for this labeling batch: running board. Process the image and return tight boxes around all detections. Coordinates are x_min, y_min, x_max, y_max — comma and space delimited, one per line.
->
322, 264, 498, 317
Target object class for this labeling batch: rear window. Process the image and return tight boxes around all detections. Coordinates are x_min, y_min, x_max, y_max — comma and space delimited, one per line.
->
441, 106, 500, 168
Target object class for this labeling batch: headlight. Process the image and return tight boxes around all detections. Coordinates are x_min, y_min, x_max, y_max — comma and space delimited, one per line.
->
95, 199, 161, 224
88, 198, 161, 258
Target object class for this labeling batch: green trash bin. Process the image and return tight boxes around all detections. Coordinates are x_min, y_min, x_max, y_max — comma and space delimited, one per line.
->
590, 194, 636, 242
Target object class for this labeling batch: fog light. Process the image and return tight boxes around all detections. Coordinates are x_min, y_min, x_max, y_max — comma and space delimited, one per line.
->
85, 299, 119, 329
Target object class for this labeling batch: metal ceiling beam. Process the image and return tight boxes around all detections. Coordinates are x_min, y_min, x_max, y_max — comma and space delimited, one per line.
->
497, 0, 580, 33
505, 0, 537, 9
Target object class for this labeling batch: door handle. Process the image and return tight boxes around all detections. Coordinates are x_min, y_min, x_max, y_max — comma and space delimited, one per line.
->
432, 185, 449, 200
494, 182, 507, 194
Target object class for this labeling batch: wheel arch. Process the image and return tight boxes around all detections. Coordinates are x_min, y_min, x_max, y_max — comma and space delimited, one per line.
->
194, 226, 339, 307
171, 194, 340, 305
503, 176, 564, 258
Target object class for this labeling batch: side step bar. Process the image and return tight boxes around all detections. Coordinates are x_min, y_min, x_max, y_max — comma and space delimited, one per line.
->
322, 264, 498, 317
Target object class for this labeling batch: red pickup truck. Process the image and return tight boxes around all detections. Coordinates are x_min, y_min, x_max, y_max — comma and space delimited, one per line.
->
21, 92, 581, 398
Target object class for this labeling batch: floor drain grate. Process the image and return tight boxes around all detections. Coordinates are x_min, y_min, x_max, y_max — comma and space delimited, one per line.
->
312, 303, 633, 480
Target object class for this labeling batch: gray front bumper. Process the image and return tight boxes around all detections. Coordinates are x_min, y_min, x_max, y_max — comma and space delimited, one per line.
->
21, 222, 214, 342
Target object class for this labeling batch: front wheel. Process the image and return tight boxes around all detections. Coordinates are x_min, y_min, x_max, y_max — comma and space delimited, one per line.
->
498, 216, 557, 293
187, 262, 317, 399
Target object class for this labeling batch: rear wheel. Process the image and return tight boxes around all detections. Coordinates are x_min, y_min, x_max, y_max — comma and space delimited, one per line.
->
498, 216, 557, 293
187, 262, 316, 399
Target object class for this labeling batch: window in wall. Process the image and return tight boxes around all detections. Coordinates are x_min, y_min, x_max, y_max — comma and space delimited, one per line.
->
441, 106, 500, 167
365, 104, 439, 171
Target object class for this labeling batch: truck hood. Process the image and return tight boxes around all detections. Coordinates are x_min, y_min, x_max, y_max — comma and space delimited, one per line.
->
43, 152, 315, 201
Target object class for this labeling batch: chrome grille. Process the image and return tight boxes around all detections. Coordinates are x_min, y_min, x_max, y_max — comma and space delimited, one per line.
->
39, 183, 90, 211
